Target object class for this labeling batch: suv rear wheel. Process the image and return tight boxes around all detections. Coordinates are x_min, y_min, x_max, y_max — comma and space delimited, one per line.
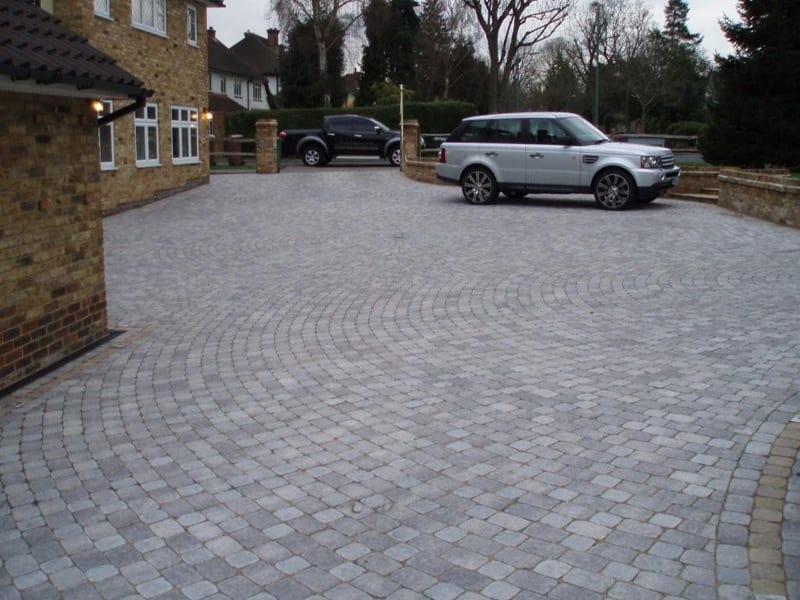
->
593, 169, 636, 210
461, 167, 498, 204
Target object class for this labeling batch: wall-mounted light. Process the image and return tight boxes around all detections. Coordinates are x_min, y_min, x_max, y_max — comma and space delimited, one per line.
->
90, 100, 104, 113
202, 109, 213, 121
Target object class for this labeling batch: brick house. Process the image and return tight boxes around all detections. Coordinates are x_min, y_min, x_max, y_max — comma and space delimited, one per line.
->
0, 0, 150, 391
52, 0, 224, 213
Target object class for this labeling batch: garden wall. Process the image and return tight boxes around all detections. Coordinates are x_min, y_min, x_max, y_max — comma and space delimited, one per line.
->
718, 169, 800, 228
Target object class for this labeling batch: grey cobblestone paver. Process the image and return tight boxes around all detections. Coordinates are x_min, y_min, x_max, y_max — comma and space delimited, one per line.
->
2, 170, 800, 598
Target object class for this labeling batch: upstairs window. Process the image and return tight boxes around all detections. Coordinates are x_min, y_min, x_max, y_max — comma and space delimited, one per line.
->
220, 78, 226, 94
187, 5, 197, 46
252, 83, 262, 101
94, 0, 110, 18
233, 79, 242, 98
132, 0, 166, 35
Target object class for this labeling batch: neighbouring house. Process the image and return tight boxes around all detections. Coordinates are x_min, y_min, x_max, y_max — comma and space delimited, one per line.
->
208, 28, 269, 115
0, 0, 150, 391
52, 0, 224, 213
229, 29, 281, 108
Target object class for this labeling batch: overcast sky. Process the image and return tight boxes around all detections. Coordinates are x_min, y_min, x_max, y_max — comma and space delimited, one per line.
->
207, 0, 742, 62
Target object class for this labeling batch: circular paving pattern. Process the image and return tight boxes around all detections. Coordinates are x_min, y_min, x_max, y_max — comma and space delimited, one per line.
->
2, 169, 799, 599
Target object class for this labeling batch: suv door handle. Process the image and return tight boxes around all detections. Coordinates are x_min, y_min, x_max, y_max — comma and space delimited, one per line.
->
485, 151, 498, 157
530, 153, 544, 159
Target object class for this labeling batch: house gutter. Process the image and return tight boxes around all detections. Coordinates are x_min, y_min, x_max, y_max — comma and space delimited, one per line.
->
98, 89, 154, 126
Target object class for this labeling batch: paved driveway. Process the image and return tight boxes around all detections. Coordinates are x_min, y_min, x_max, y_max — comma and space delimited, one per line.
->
2, 169, 799, 600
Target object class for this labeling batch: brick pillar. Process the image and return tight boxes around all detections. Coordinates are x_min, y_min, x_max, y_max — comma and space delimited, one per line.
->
255, 119, 279, 174
402, 119, 421, 172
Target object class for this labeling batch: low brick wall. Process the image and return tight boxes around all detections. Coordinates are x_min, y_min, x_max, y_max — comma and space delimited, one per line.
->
404, 158, 445, 185
718, 169, 800, 228
665, 166, 720, 197
401, 120, 448, 186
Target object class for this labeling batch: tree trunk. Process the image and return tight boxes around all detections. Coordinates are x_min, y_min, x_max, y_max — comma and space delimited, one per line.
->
312, 19, 331, 109
487, 41, 500, 113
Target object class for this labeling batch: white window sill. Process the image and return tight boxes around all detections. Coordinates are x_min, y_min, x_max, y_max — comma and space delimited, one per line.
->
136, 162, 162, 169
132, 23, 168, 38
94, 12, 113, 20
100, 164, 118, 172
172, 159, 201, 166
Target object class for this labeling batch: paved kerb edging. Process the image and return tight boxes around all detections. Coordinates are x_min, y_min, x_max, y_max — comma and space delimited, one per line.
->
716, 403, 800, 600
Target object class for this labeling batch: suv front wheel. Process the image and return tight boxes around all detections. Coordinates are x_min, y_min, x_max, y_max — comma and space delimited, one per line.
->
388, 144, 402, 167
461, 167, 498, 204
593, 169, 636, 210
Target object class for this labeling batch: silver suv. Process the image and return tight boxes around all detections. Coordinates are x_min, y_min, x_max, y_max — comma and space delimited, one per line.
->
435, 112, 680, 210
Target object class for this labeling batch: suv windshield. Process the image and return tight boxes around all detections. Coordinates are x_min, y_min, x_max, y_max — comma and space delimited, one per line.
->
558, 116, 608, 145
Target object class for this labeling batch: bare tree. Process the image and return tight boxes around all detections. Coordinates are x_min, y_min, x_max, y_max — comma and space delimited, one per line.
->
273, 0, 363, 107
563, 0, 652, 88
416, 0, 477, 100
462, 0, 570, 112
627, 31, 668, 131
561, 0, 654, 126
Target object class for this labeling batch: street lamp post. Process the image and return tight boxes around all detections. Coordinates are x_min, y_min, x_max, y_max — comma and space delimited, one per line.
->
591, 1, 603, 126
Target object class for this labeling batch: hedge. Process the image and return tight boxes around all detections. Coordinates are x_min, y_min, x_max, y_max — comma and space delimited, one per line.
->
225, 101, 478, 137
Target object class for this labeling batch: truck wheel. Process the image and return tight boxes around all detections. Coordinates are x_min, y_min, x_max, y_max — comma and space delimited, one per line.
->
593, 169, 636, 210
388, 145, 401, 167
302, 144, 326, 167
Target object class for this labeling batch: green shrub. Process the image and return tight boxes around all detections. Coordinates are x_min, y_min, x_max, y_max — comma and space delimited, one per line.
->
666, 121, 706, 136
225, 101, 478, 137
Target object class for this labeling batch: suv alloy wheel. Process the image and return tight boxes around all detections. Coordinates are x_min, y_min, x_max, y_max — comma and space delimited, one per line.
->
461, 167, 498, 204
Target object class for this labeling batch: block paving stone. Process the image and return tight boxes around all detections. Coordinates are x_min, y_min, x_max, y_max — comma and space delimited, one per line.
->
1, 169, 799, 599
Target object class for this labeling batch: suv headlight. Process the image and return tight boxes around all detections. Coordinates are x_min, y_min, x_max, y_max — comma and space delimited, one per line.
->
640, 156, 662, 169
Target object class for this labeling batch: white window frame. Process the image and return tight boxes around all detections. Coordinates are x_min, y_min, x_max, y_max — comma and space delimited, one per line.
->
220, 77, 226, 94
187, 5, 198, 46
98, 100, 116, 170
233, 79, 242, 98
134, 103, 160, 168
170, 106, 200, 165
132, 0, 166, 36
252, 82, 262, 101
94, 0, 111, 19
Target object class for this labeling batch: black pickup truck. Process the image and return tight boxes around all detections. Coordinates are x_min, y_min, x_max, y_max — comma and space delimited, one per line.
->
278, 114, 402, 167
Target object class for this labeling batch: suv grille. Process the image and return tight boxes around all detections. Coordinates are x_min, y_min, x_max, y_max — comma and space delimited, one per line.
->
662, 155, 675, 169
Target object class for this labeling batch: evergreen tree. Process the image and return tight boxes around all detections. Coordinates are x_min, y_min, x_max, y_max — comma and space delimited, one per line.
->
648, 0, 708, 130
280, 18, 344, 108
700, 0, 800, 167
358, 0, 419, 105
663, 0, 701, 45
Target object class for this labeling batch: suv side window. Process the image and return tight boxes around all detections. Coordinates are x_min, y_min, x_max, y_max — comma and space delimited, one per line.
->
486, 118, 525, 143
452, 119, 492, 142
352, 117, 377, 134
529, 118, 571, 145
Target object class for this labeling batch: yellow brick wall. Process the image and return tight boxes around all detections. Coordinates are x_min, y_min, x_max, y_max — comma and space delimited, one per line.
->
56, 0, 213, 212
0, 92, 108, 390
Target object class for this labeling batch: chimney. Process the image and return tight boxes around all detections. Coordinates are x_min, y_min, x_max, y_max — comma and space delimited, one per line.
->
267, 28, 279, 47
208, 27, 216, 40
